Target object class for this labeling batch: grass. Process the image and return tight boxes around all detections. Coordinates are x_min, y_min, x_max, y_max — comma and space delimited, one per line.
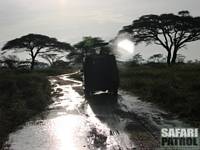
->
119, 63, 200, 124
0, 68, 67, 148
0, 67, 76, 148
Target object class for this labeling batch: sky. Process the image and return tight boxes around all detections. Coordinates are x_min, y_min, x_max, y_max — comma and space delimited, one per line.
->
0, 0, 200, 60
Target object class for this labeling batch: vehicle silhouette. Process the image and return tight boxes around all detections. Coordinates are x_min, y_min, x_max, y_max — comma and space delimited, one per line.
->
83, 54, 119, 98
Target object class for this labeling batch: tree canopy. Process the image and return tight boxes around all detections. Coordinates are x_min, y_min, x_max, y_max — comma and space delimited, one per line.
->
2, 34, 72, 70
68, 36, 110, 64
40, 54, 64, 66
119, 11, 200, 65
148, 54, 163, 63
74, 36, 108, 55
132, 53, 144, 64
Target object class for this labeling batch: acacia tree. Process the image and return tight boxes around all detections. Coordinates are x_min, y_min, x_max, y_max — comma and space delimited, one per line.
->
1, 34, 72, 70
74, 36, 108, 55
176, 54, 185, 63
68, 36, 109, 63
132, 53, 144, 64
40, 54, 64, 66
119, 11, 200, 65
2, 55, 20, 69
148, 54, 163, 63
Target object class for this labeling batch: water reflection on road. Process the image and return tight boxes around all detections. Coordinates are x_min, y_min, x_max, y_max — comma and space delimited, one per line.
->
3, 74, 188, 150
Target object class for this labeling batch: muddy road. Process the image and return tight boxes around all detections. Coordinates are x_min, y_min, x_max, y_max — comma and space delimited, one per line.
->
3, 74, 188, 150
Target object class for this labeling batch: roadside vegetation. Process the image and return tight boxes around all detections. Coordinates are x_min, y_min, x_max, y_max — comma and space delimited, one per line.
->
0, 67, 73, 148
0, 9, 200, 147
117, 10, 200, 124
119, 62, 200, 124
0, 70, 51, 148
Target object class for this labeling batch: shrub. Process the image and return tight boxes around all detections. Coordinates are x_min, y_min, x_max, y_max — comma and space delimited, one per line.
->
0, 72, 52, 148
119, 63, 200, 122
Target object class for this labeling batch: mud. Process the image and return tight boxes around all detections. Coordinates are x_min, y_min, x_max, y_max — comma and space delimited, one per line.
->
3, 74, 188, 150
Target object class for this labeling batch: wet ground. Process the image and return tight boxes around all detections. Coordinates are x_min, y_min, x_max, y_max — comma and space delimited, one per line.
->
2, 74, 189, 150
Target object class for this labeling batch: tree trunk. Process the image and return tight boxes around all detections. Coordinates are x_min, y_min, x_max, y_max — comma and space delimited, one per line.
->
30, 56, 36, 70
171, 48, 178, 64
167, 51, 171, 65
30, 48, 40, 70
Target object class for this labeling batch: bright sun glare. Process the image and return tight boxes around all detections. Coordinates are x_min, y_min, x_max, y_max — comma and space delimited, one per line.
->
117, 39, 134, 54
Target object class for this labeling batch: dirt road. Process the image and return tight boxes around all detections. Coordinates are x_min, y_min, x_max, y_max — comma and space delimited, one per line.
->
3, 74, 187, 150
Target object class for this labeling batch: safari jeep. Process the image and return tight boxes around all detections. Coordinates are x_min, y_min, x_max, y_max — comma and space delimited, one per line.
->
83, 54, 119, 98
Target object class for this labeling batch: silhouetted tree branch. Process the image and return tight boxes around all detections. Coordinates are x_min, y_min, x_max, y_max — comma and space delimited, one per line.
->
119, 11, 200, 65
1, 34, 72, 70
148, 54, 163, 63
40, 53, 64, 66
68, 36, 109, 64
